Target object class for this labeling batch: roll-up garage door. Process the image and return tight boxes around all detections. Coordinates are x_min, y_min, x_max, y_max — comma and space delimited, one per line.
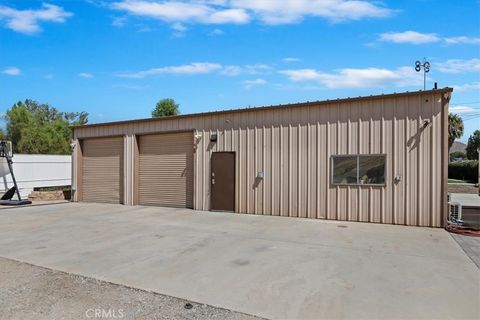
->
138, 132, 193, 208
81, 137, 123, 204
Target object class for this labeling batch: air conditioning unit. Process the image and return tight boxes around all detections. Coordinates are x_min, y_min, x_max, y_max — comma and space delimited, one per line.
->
449, 202, 462, 222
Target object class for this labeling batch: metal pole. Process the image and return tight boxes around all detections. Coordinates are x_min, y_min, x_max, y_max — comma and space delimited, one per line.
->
424, 70, 426, 90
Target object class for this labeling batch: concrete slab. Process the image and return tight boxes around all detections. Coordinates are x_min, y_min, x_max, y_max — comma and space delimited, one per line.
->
0, 200, 69, 210
0, 203, 478, 319
450, 233, 480, 268
450, 193, 480, 207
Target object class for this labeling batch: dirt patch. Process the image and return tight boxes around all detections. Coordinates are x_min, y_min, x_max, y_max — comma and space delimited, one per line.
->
0, 257, 261, 320
28, 190, 70, 201
448, 184, 479, 194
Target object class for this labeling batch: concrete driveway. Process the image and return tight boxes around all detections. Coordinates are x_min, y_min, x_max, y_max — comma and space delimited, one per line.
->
0, 203, 478, 319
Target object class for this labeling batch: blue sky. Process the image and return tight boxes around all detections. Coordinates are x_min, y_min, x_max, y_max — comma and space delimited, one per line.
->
0, 0, 479, 141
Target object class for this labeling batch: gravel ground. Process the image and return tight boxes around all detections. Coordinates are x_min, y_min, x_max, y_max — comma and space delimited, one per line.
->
0, 257, 262, 320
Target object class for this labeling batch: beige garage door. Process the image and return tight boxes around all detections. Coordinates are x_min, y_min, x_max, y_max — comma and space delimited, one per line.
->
81, 137, 123, 204
138, 132, 193, 208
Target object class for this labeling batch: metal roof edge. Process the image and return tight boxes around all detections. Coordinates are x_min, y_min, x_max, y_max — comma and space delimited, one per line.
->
72, 87, 453, 130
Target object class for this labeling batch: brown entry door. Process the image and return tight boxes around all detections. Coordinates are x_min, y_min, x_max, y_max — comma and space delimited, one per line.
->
211, 152, 235, 211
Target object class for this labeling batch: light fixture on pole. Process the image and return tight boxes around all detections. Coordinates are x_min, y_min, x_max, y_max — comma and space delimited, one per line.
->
415, 58, 430, 90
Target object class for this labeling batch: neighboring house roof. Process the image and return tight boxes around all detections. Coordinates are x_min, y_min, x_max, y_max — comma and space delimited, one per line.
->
450, 141, 467, 154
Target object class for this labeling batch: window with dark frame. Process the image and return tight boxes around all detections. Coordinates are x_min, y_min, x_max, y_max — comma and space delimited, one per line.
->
332, 155, 386, 185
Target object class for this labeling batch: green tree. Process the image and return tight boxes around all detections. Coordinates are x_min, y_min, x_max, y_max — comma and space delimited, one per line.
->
448, 113, 464, 151
152, 98, 180, 118
4, 99, 88, 154
450, 151, 466, 161
466, 130, 480, 160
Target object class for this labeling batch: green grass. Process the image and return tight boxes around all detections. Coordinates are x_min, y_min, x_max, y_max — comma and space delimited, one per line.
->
448, 179, 476, 184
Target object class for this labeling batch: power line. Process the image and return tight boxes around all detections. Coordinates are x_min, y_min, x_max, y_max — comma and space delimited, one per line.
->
462, 112, 480, 116
463, 115, 480, 122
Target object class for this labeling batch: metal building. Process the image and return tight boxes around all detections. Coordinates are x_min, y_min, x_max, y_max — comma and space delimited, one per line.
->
72, 88, 452, 227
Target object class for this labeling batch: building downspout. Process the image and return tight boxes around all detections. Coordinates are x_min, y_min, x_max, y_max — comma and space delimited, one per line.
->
441, 90, 452, 227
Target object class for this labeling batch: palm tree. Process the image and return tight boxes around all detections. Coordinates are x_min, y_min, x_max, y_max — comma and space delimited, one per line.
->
448, 113, 464, 151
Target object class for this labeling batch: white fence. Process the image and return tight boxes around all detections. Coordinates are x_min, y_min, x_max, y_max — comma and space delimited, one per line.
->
0, 154, 71, 199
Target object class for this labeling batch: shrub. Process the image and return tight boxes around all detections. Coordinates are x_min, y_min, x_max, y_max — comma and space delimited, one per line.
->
448, 160, 479, 182
450, 151, 466, 161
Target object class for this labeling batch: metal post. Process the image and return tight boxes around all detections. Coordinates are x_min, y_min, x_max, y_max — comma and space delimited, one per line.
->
424, 70, 426, 90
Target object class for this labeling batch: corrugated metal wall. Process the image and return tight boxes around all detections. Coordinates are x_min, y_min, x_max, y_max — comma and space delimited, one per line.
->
72, 89, 450, 227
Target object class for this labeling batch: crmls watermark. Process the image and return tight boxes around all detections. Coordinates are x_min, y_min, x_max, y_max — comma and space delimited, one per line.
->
85, 308, 125, 319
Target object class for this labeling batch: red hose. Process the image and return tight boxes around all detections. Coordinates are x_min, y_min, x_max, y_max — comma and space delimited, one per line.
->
445, 222, 480, 237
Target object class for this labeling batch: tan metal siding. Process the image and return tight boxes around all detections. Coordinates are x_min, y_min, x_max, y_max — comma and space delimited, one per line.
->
81, 137, 123, 204
138, 132, 194, 208
73, 90, 451, 227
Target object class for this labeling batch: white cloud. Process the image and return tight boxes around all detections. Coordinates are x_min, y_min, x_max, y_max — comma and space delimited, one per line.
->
118, 62, 272, 78
450, 105, 477, 114
0, 3, 72, 34
282, 57, 301, 63
379, 31, 439, 44
112, 0, 249, 25
452, 82, 480, 92
220, 65, 243, 76
79, 72, 94, 78
280, 66, 421, 89
245, 64, 271, 73
171, 22, 187, 32
209, 28, 224, 35
1, 67, 21, 76
444, 36, 480, 45
111, 0, 393, 27
112, 16, 127, 27
281, 69, 321, 81
233, 0, 392, 24
436, 59, 480, 74
243, 78, 267, 88
220, 63, 271, 76
378, 31, 480, 45
117, 62, 223, 78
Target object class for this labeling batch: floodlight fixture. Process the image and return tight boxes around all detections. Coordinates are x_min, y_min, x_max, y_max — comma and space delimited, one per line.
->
415, 58, 431, 90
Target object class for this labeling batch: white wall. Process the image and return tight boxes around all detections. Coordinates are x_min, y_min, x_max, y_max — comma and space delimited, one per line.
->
0, 154, 71, 199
